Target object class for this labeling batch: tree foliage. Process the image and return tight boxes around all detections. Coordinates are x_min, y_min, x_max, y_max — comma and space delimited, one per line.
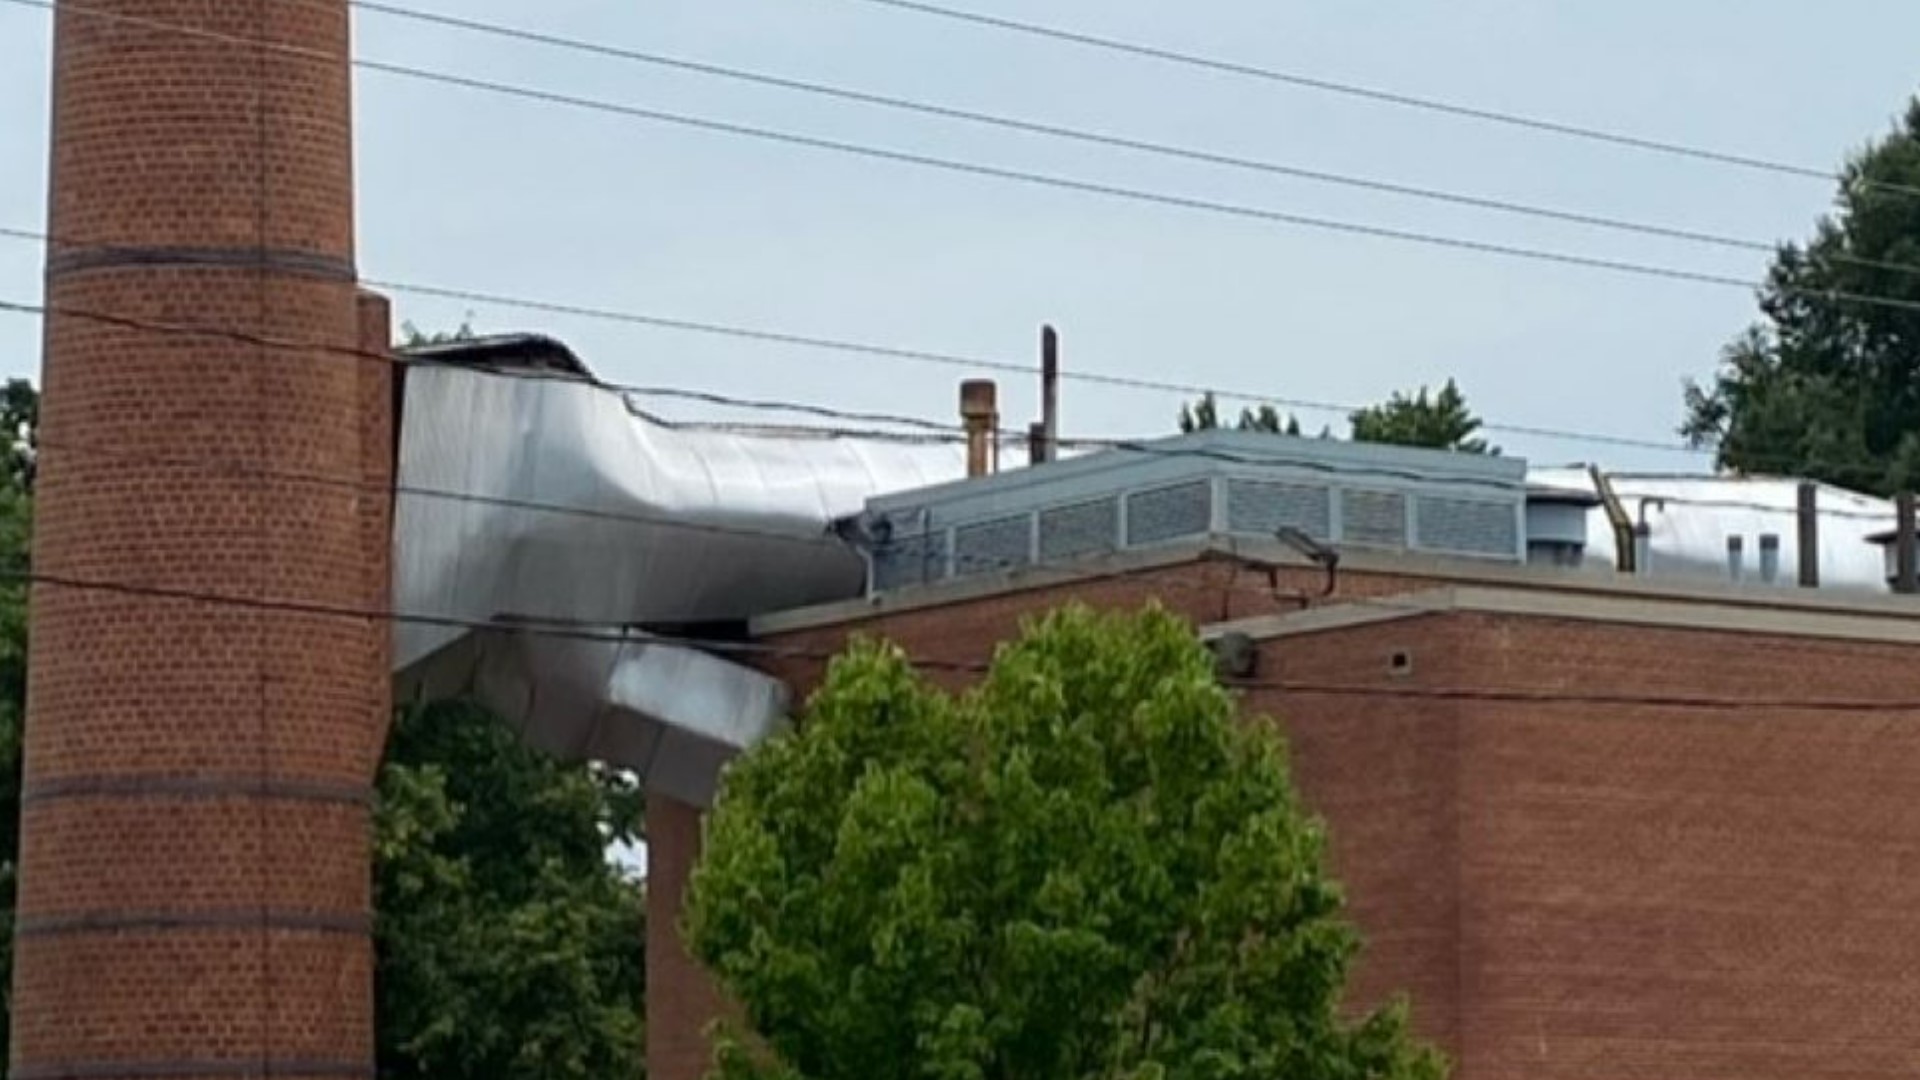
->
1178, 381, 1490, 453
0, 377, 644, 1076
374, 701, 647, 1080
1179, 393, 1302, 436
1682, 99, 1920, 495
0, 378, 32, 1066
1346, 380, 1490, 454
687, 606, 1444, 1080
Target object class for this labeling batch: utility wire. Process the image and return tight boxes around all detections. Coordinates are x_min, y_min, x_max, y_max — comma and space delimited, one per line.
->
0, 291, 1542, 488
0, 239, 1724, 456
0, 296, 1902, 543
9, 564, 1920, 714
9, 271, 1920, 492
0, 304, 1905, 645
16, 0, 1920, 324
346, 0, 1920, 279
830, 0, 1920, 202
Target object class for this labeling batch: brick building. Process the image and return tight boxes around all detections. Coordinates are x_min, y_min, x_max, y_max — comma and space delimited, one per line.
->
648, 451, 1920, 1080
24, 1, 1920, 1073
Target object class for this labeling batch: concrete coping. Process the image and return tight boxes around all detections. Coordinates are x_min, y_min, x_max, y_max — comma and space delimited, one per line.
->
1205, 582, 1920, 647
752, 533, 1920, 643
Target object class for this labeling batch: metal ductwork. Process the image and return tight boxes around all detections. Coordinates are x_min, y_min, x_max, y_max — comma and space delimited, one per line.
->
391, 336, 968, 804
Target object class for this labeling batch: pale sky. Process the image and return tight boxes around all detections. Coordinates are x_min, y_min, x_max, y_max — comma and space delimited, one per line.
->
2, 0, 1917, 470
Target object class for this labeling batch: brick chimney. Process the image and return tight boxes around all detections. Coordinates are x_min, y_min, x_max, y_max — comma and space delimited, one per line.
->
16, 2, 390, 1075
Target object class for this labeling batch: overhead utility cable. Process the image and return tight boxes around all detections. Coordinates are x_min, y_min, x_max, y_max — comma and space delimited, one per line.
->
15, 0, 1920, 320
0, 258, 1723, 457
830, 0, 1920, 201
6, 564, 1920, 715
346, 0, 1920, 277
0, 294, 1905, 520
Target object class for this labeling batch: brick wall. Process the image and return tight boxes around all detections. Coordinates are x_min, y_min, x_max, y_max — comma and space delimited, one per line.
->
17, 2, 388, 1076
652, 566, 1920, 1080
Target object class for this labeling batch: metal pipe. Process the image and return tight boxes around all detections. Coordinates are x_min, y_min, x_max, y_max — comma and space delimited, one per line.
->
1040, 324, 1060, 464
1588, 466, 1634, 572
1797, 482, 1819, 587
960, 379, 998, 478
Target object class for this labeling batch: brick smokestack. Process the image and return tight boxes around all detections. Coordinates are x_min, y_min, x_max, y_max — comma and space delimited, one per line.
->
17, 1, 390, 1076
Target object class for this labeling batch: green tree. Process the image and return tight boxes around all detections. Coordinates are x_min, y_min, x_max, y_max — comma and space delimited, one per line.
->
374, 700, 647, 1080
1179, 392, 1303, 436
1682, 99, 1920, 495
0, 378, 32, 1066
1179, 382, 1491, 452
1347, 380, 1491, 454
687, 606, 1445, 1080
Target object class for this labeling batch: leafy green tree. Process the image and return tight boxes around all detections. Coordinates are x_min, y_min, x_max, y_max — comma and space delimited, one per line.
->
688, 606, 1445, 1080
1179, 392, 1303, 435
1682, 99, 1920, 494
0, 378, 32, 1065
1179, 381, 1491, 452
1347, 380, 1491, 454
374, 700, 647, 1080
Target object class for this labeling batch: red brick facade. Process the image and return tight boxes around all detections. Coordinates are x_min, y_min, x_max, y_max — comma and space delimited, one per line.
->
650, 561, 1920, 1080
18, 2, 389, 1076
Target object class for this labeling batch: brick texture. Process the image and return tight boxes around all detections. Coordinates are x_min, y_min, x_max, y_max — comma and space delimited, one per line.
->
647, 794, 734, 1080
651, 564, 1920, 1080
17, 2, 388, 1076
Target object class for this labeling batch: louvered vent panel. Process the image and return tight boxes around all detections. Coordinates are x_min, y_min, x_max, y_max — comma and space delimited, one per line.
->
1125, 481, 1211, 547
1342, 489, 1407, 548
1225, 479, 1332, 539
1039, 497, 1118, 561
872, 532, 948, 591
1416, 496, 1517, 557
953, 516, 1033, 577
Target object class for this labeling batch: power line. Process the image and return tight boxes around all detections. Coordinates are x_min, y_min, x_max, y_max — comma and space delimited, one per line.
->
346, 0, 1920, 280
0, 291, 1548, 488
0, 297, 1906, 648
9, 563, 1920, 714
8, 248, 1918, 484
0, 294, 1896, 538
0, 281, 1715, 456
17, 0, 1920, 325
9, 242, 1915, 484
829, 0, 1920, 202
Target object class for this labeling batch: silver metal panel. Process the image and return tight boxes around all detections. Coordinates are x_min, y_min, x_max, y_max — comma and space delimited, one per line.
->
470, 629, 789, 807
393, 361, 965, 672
390, 344, 968, 804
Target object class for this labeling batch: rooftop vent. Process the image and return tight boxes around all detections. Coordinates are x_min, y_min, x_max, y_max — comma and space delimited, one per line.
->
854, 431, 1532, 594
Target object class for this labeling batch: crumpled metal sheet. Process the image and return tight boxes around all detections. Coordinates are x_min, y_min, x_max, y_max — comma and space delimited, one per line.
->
391, 344, 967, 802
469, 628, 792, 807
